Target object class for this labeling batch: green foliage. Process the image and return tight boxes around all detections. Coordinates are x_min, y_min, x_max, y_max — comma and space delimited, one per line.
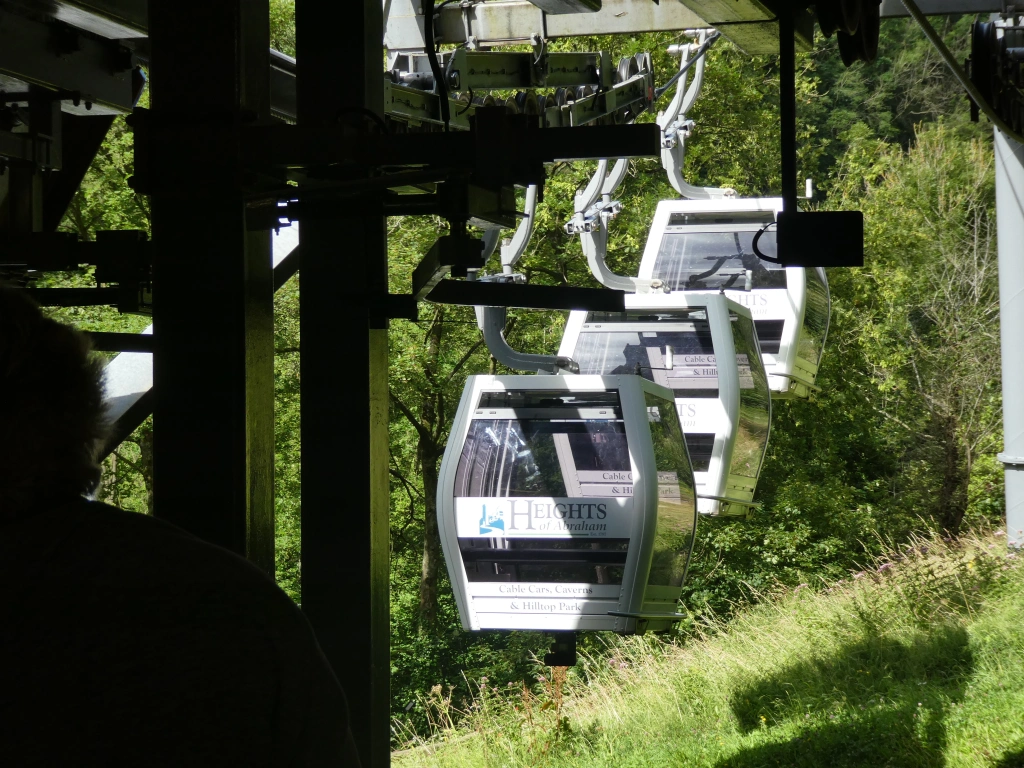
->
269, 0, 296, 58
805, 17, 985, 192
833, 125, 1002, 533
274, 274, 302, 601
678, 122, 1003, 620
393, 531, 1024, 767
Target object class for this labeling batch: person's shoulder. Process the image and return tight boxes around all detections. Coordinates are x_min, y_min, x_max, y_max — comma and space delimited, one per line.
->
69, 499, 292, 606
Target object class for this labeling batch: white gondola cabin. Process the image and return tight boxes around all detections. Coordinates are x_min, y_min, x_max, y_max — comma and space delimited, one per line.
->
558, 293, 771, 517
437, 374, 698, 634
636, 198, 830, 399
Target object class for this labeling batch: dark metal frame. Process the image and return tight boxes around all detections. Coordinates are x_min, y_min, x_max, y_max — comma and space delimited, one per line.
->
1, 3, 662, 765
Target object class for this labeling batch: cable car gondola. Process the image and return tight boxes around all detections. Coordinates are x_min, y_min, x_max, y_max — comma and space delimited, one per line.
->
437, 374, 698, 635
558, 292, 771, 517
636, 198, 830, 399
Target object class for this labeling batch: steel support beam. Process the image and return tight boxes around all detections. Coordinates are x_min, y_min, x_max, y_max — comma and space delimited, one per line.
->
296, 0, 391, 765
37, 0, 1011, 50
426, 279, 626, 311
42, 114, 115, 231
0, 7, 136, 115
880, 0, 1004, 15
995, 128, 1024, 547
50, 0, 148, 39
386, 0, 707, 49
148, 1, 275, 571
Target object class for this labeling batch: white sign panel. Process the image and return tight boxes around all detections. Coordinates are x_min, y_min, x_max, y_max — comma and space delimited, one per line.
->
455, 497, 634, 538
467, 583, 621, 599
674, 398, 726, 431
472, 597, 617, 615
725, 287, 790, 320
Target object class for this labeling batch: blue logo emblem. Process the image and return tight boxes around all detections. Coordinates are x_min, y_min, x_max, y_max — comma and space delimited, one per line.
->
479, 504, 504, 535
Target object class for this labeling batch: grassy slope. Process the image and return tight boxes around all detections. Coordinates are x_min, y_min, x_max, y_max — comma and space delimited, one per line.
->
394, 532, 1024, 767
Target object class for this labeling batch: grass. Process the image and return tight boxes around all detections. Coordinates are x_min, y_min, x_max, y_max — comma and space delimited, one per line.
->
392, 530, 1024, 767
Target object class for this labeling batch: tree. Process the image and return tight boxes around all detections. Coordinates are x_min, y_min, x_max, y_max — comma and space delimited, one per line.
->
833, 125, 1001, 533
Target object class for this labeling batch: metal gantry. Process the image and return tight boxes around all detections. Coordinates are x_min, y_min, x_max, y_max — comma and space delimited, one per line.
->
3, 2, 1024, 767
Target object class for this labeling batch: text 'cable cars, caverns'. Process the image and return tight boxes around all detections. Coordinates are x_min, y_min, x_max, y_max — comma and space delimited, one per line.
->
438, 375, 698, 635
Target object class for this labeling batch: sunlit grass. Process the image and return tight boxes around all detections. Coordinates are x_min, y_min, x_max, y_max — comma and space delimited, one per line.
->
393, 530, 1024, 767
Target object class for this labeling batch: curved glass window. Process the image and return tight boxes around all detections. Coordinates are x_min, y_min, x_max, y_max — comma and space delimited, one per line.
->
729, 315, 771, 479
651, 227, 786, 292
798, 268, 830, 367
573, 311, 719, 398
683, 433, 715, 473
460, 538, 629, 584
454, 391, 629, 498
454, 390, 634, 584
644, 393, 697, 588
753, 318, 785, 355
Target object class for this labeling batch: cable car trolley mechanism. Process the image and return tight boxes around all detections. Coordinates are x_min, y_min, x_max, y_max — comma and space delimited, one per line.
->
558, 292, 771, 518
637, 198, 830, 399
438, 374, 698, 635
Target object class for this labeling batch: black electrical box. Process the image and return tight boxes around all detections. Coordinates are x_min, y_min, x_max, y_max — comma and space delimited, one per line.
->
777, 210, 864, 268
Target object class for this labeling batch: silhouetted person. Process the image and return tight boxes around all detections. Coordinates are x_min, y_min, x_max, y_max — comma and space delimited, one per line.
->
0, 284, 361, 766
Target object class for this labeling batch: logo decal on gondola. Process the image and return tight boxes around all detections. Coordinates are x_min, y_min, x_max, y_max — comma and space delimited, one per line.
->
479, 504, 505, 535
456, 497, 634, 539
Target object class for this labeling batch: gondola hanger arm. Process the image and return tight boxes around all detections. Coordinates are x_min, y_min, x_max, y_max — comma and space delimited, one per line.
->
658, 33, 735, 200
470, 186, 580, 374
478, 303, 579, 374
499, 184, 539, 273
578, 222, 667, 294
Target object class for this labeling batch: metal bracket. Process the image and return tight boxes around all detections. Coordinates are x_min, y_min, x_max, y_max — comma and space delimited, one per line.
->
564, 197, 622, 235
771, 371, 822, 393
460, 1, 478, 50
543, 632, 577, 666
412, 231, 487, 300
698, 494, 762, 516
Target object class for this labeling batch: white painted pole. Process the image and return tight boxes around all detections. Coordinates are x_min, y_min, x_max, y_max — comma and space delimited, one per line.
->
995, 128, 1024, 546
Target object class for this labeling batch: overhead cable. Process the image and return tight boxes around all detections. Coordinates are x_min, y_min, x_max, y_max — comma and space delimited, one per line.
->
655, 32, 720, 100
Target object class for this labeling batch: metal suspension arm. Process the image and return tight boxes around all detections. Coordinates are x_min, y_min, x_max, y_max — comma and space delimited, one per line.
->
479, 303, 578, 373
500, 184, 539, 273
602, 158, 629, 197
580, 224, 665, 293
581, 225, 632, 290
474, 185, 578, 373
658, 32, 735, 200
568, 159, 666, 293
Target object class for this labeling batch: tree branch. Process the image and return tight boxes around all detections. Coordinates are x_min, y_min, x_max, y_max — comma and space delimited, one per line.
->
389, 463, 423, 500
390, 389, 434, 445
113, 449, 144, 475
445, 338, 485, 384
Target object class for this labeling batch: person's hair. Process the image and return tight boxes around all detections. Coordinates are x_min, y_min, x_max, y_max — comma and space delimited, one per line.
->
0, 284, 107, 518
